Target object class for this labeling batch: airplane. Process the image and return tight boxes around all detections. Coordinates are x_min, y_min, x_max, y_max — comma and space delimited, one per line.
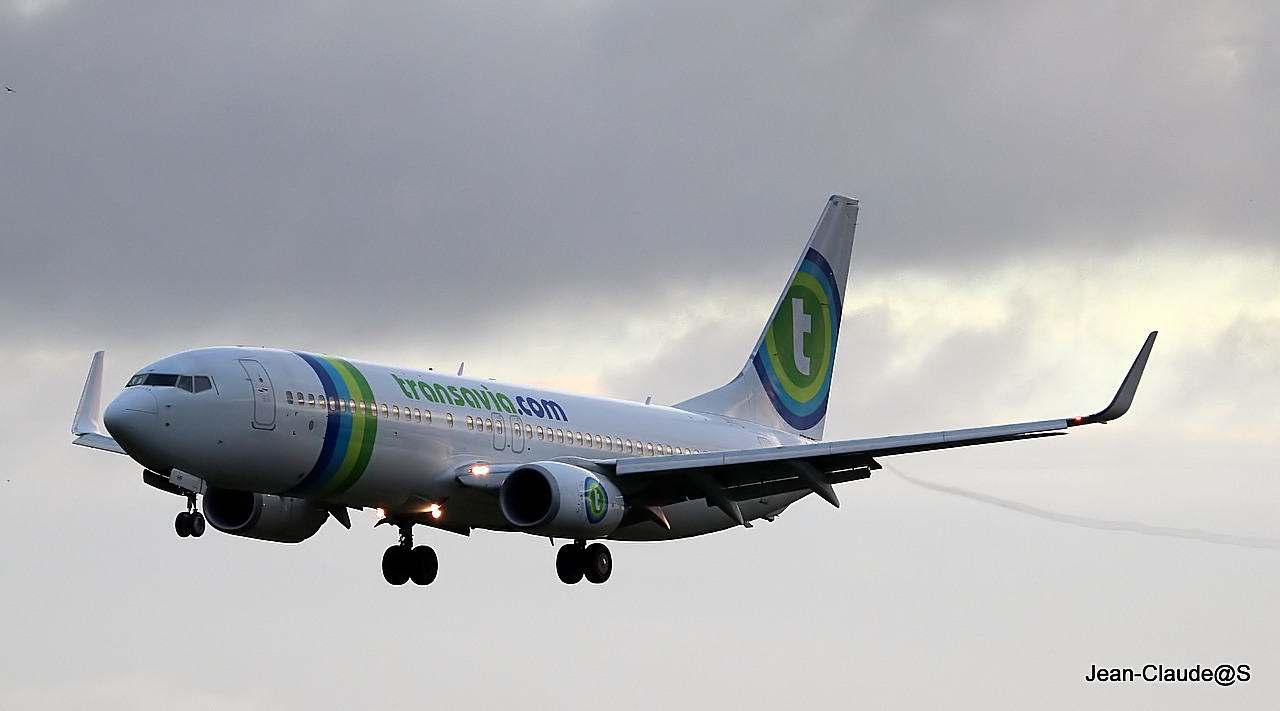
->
71, 195, 1157, 586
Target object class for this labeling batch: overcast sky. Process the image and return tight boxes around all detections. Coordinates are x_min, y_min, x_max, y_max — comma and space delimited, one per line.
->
2, 2, 1278, 709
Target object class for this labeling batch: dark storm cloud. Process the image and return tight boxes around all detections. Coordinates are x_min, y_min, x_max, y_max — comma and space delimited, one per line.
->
3, 2, 1277, 345
0, 2, 1274, 353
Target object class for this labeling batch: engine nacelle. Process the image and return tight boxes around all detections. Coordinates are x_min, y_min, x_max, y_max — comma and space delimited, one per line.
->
498, 461, 625, 538
202, 488, 329, 543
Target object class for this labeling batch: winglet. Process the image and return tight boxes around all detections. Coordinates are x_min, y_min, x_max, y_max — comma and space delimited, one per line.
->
72, 351, 126, 454
73, 351, 108, 437
1071, 331, 1157, 426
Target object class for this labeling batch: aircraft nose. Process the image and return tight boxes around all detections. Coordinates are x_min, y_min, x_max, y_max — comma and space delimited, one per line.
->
103, 388, 159, 456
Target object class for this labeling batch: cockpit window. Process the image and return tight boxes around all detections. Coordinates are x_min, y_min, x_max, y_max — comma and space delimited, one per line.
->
127, 373, 178, 387
128, 372, 215, 393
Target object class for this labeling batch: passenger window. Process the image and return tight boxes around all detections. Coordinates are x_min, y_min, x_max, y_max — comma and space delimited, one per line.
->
381, 404, 389, 417
525, 424, 532, 439
495, 420, 502, 434
625, 439, 632, 453
286, 391, 294, 405
595, 435, 602, 448
556, 429, 564, 443
574, 432, 582, 445
536, 426, 544, 440
318, 395, 327, 408
446, 413, 454, 427
466, 416, 474, 430
307, 394, 315, 407
414, 408, 421, 422
392, 405, 399, 418
485, 419, 493, 432
423, 410, 432, 424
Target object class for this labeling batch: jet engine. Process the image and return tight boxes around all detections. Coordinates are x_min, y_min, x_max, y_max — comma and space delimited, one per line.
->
202, 487, 329, 543
498, 461, 624, 538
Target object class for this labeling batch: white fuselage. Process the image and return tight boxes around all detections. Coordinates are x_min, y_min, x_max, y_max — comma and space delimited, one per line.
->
103, 346, 809, 541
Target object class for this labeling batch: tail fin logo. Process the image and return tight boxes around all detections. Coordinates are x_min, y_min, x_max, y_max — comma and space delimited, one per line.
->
752, 249, 841, 431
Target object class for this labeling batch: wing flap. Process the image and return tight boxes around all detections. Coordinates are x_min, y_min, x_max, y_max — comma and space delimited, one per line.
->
612, 419, 1069, 509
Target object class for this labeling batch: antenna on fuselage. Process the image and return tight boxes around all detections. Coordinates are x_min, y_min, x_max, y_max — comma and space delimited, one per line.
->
457, 362, 465, 376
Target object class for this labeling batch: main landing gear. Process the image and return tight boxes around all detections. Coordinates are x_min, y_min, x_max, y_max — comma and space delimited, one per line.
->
381, 523, 438, 586
556, 540, 612, 584
175, 493, 205, 538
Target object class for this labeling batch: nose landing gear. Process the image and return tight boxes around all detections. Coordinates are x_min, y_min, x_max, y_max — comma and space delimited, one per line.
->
174, 493, 205, 538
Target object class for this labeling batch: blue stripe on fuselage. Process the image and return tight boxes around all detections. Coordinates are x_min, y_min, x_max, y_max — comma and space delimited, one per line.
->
290, 352, 352, 495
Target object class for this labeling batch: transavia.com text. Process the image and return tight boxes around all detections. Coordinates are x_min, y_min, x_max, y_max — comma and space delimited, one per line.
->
1084, 664, 1250, 686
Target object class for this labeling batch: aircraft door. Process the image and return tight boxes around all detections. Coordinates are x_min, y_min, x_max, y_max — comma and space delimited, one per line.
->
510, 416, 525, 454
492, 413, 507, 452
239, 359, 276, 430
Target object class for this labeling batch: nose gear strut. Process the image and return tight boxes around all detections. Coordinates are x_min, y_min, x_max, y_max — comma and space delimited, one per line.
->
175, 492, 205, 538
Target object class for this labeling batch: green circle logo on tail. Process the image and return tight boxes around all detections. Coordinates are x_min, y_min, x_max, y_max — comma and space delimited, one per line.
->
752, 249, 841, 430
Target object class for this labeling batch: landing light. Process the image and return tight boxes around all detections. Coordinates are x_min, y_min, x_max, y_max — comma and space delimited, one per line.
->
375, 507, 387, 520
426, 503, 443, 520
471, 464, 491, 477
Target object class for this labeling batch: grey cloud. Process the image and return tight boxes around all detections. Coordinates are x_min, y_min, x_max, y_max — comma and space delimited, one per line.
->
4, 2, 1279, 346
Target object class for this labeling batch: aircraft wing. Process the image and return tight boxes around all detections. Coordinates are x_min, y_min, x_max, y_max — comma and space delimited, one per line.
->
608, 331, 1158, 525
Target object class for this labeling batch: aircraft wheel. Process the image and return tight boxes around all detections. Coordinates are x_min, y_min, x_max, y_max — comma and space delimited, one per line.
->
583, 543, 612, 584
189, 512, 206, 538
409, 545, 438, 586
556, 544, 584, 584
175, 511, 192, 538
382, 546, 411, 586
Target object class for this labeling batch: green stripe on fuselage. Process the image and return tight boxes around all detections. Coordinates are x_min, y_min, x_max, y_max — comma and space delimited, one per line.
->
324, 358, 378, 497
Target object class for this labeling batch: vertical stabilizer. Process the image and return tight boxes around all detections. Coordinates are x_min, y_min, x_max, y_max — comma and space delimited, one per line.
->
675, 195, 858, 440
